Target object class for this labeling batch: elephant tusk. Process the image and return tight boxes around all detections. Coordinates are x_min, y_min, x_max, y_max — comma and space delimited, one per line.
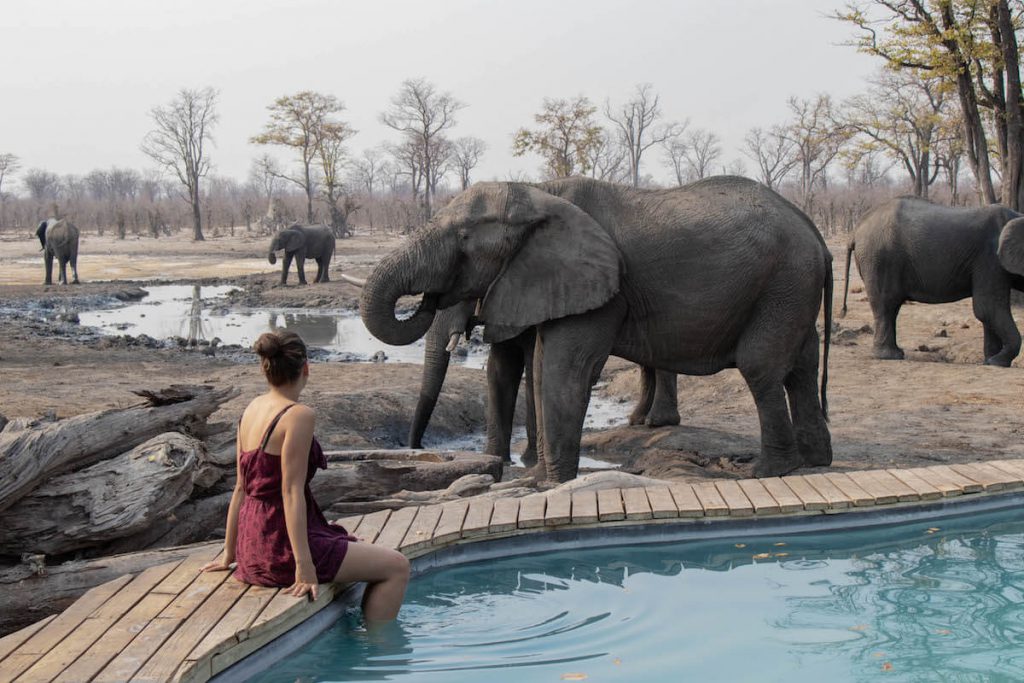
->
340, 274, 366, 287
445, 333, 462, 353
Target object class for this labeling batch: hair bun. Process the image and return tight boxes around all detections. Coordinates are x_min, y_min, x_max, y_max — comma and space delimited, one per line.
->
254, 332, 281, 358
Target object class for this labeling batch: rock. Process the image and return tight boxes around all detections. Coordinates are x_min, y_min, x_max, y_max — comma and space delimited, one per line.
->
935, 329, 948, 338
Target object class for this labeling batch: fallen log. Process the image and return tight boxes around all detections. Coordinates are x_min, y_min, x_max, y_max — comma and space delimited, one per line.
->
0, 433, 202, 556
0, 384, 237, 513
97, 492, 233, 557
312, 451, 503, 508
0, 540, 221, 636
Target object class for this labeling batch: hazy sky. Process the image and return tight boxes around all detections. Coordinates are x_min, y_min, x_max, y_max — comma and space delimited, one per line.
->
2, 0, 876, 189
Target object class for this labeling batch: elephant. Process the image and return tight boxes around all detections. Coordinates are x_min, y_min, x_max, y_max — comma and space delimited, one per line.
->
841, 198, 1024, 366
360, 176, 833, 482
36, 218, 80, 285
408, 300, 680, 466
267, 223, 336, 285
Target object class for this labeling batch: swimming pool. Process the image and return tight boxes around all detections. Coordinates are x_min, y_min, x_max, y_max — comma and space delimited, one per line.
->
251, 507, 1024, 682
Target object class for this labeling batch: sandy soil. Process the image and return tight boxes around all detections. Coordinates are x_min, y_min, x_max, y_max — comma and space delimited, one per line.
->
1, 230, 1021, 482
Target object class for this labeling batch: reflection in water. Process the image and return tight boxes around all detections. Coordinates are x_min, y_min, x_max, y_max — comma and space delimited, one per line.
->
255, 510, 1024, 682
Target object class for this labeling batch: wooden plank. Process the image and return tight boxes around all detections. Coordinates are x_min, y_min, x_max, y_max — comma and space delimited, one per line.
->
518, 495, 547, 528
803, 473, 852, 509
872, 469, 921, 501
489, 498, 520, 533
692, 482, 729, 516
0, 616, 55, 664
645, 486, 679, 519
621, 487, 653, 520
597, 489, 625, 521
151, 546, 220, 596
988, 459, 1024, 482
54, 593, 175, 683
432, 501, 469, 545
399, 505, 443, 553
925, 465, 983, 494
14, 561, 179, 682
352, 509, 391, 544
779, 475, 828, 510
0, 574, 133, 681
759, 478, 804, 513
886, 468, 943, 500
133, 577, 248, 682
714, 480, 753, 516
544, 492, 572, 526
950, 462, 1019, 491
912, 466, 966, 497
570, 490, 598, 524
332, 514, 363, 534
736, 479, 781, 514
668, 483, 704, 517
845, 470, 898, 504
460, 497, 495, 538
92, 614, 181, 683
374, 505, 418, 550
160, 564, 232, 621
180, 585, 277, 681
822, 472, 875, 506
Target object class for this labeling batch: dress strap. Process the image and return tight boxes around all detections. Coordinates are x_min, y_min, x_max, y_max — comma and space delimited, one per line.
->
258, 404, 296, 452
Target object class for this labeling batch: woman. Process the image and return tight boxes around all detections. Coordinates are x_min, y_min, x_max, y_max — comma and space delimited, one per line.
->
201, 331, 409, 622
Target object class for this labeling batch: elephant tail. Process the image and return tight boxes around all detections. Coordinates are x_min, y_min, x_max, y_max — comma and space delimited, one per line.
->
840, 238, 855, 318
821, 251, 833, 423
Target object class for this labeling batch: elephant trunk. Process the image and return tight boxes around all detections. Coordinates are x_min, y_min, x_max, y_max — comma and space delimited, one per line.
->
360, 245, 446, 346
409, 326, 455, 448
268, 251, 277, 265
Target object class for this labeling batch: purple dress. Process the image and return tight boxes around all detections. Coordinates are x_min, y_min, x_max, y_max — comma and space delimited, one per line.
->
233, 404, 356, 586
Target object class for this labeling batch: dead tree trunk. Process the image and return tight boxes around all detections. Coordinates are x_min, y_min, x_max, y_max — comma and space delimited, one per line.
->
0, 385, 237, 512
0, 433, 203, 555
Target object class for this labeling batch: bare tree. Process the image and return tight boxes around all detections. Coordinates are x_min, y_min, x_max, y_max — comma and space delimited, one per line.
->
742, 126, 797, 190
451, 137, 486, 190
350, 148, 389, 230
583, 129, 629, 182
249, 154, 283, 209
314, 117, 358, 237
22, 169, 62, 203
605, 84, 684, 188
141, 87, 218, 241
782, 95, 849, 213
683, 128, 722, 180
662, 138, 689, 187
0, 153, 19, 199
381, 78, 464, 218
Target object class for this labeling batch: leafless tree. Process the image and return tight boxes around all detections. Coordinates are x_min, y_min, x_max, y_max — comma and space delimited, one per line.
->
141, 86, 218, 240
315, 120, 358, 237
583, 129, 629, 182
682, 128, 722, 180
249, 154, 283, 209
0, 153, 19, 199
605, 84, 684, 188
451, 137, 486, 190
742, 126, 798, 190
22, 169, 62, 204
781, 95, 849, 213
662, 138, 689, 187
381, 78, 464, 218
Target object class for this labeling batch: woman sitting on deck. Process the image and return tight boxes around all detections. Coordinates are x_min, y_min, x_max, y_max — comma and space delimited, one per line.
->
202, 330, 410, 622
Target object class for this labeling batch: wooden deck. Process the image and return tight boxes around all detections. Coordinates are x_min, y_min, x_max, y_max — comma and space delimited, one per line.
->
5, 458, 1024, 682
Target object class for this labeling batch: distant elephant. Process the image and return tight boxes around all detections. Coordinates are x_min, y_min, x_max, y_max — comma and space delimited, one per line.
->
841, 198, 1024, 366
361, 176, 833, 482
409, 301, 680, 466
268, 223, 336, 285
36, 218, 80, 285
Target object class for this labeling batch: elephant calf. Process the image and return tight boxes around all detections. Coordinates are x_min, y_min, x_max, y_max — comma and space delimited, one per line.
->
842, 198, 1024, 366
36, 218, 80, 285
268, 223, 336, 285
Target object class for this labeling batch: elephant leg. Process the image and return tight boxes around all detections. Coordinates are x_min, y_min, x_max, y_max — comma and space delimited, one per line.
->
296, 257, 308, 285
646, 370, 680, 427
485, 341, 525, 463
59, 259, 69, 286
973, 284, 1020, 367
521, 339, 539, 468
70, 256, 79, 284
320, 258, 331, 282
43, 251, 54, 285
864, 273, 904, 360
534, 303, 623, 483
784, 329, 832, 467
281, 253, 292, 285
628, 366, 655, 425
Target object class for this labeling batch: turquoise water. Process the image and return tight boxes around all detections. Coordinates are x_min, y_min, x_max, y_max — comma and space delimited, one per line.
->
253, 510, 1024, 682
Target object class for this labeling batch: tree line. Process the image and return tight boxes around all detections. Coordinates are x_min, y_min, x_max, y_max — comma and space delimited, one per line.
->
1, 0, 1020, 239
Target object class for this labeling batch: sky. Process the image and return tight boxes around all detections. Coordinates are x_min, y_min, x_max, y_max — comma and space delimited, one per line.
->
1, 0, 877, 190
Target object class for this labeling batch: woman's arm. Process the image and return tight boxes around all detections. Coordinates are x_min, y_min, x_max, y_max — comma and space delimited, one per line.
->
202, 420, 246, 572
280, 405, 318, 599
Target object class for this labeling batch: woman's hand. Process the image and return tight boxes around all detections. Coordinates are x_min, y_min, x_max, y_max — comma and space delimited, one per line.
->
199, 558, 234, 573
287, 561, 319, 601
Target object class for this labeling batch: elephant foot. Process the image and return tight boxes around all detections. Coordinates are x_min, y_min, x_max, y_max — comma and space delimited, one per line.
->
752, 452, 803, 478
800, 447, 833, 467
645, 409, 681, 428
627, 411, 647, 426
871, 346, 905, 361
983, 355, 1014, 368
520, 447, 538, 468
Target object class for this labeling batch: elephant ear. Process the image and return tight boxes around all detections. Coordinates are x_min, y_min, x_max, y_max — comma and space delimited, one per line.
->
479, 190, 623, 329
998, 216, 1024, 276
283, 228, 306, 251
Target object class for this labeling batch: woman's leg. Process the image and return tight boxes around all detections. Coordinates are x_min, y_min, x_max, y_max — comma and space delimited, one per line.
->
334, 542, 410, 622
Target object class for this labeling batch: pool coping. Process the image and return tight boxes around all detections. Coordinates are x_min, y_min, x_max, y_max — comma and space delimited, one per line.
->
5, 459, 1024, 682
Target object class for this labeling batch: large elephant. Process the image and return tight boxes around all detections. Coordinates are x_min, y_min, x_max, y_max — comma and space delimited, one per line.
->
267, 223, 336, 285
36, 218, 80, 285
409, 300, 680, 466
841, 198, 1024, 366
360, 176, 833, 482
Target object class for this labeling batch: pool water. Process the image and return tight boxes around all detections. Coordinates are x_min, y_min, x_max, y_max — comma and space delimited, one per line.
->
254, 509, 1024, 682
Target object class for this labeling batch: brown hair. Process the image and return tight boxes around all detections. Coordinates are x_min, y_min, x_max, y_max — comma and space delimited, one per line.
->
254, 331, 307, 386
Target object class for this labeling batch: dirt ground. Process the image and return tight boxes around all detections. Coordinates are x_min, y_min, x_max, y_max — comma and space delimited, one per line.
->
1, 229, 1021, 481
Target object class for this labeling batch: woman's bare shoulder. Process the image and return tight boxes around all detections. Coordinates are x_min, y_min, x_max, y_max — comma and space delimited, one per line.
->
282, 403, 316, 428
